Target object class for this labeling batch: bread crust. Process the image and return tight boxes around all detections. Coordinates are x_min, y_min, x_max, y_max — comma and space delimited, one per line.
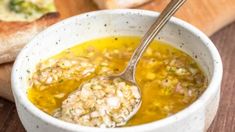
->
0, 12, 60, 64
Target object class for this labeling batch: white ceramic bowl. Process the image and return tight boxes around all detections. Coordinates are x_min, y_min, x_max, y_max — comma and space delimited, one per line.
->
12, 9, 223, 132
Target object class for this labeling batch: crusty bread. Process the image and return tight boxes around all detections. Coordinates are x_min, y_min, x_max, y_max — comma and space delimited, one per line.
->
0, 12, 60, 64
93, 0, 151, 9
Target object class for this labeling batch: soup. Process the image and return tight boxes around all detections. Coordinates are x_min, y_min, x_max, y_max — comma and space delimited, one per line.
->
27, 36, 207, 127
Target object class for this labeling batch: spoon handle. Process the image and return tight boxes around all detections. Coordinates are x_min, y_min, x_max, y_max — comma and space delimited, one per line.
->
121, 0, 186, 82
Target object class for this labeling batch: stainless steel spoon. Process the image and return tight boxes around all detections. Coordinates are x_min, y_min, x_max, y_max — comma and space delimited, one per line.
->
113, 0, 186, 122
81, 0, 186, 126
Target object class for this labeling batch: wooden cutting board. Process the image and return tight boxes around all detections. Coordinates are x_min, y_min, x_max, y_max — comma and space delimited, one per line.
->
1, 0, 235, 101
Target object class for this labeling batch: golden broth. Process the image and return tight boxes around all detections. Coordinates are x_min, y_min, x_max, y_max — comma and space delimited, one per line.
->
28, 36, 207, 126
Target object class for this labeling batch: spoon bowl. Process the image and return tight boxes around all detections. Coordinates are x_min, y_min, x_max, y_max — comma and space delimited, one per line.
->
102, 75, 142, 125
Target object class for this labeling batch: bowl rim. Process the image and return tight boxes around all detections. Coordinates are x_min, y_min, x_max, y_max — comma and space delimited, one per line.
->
12, 9, 223, 132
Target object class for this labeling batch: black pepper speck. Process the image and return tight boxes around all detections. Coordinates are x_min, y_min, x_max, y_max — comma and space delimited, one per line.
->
178, 29, 181, 35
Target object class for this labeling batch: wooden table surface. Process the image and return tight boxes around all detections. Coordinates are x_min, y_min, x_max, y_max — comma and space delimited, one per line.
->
0, 22, 235, 132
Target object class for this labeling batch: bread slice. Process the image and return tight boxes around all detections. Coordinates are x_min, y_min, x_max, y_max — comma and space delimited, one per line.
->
93, 0, 151, 9
0, 12, 60, 64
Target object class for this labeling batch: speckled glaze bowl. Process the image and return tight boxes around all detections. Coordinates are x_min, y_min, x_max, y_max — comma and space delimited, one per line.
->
12, 9, 222, 132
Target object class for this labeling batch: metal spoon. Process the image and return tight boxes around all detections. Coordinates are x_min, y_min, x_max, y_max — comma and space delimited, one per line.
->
80, 0, 186, 126
112, 0, 186, 122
